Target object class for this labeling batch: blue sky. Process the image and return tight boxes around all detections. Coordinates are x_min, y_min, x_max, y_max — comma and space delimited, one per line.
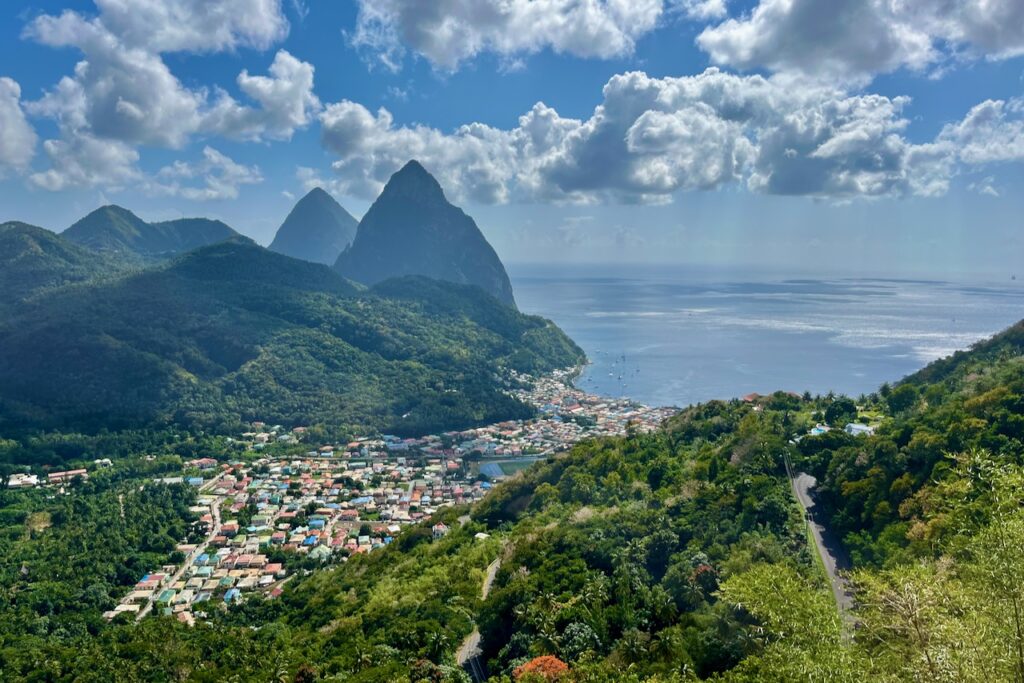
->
0, 0, 1022, 276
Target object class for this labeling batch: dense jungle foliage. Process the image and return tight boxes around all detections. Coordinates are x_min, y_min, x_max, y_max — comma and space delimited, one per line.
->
0, 393, 821, 681
1, 320, 1023, 681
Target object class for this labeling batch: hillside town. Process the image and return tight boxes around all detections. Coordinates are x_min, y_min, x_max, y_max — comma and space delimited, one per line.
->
100, 370, 676, 622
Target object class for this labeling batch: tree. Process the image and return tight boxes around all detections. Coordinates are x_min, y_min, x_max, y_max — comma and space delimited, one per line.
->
514, 655, 569, 681
886, 385, 919, 415
824, 398, 858, 427
718, 564, 863, 682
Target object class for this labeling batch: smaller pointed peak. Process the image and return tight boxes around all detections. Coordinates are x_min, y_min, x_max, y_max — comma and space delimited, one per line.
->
302, 187, 333, 201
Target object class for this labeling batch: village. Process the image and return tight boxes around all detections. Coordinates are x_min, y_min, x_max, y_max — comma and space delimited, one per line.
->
102, 370, 677, 623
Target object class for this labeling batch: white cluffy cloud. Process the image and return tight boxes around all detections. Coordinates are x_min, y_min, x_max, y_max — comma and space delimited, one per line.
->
30, 133, 140, 192
939, 98, 1024, 165
206, 50, 323, 141
23, 2, 307, 193
154, 146, 263, 200
27, 12, 206, 149
90, 0, 288, 53
0, 77, 37, 174
317, 68, 969, 204
671, 0, 727, 21
350, 0, 666, 70
697, 0, 1024, 82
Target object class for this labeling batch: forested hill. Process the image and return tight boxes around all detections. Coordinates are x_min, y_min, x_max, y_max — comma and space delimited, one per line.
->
0, 238, 583, 438
793, 316, 1024, 567
62, 204, 239, 261
0, 221, 128, 314
0, 389, 818, 681
3, 312, 1024, 680
900, 318, 1024, 389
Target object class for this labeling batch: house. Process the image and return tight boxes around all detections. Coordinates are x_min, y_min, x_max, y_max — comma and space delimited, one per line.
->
845, 423, 875, 437
263, 563, 285, 578
309, 545, 332, 561
47, 469, 88, 484
432, 523, 449, 540
7, 473, 39, 488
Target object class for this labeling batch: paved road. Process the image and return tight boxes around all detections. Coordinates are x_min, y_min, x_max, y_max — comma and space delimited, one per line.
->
456, 557, 501, 681
788, 468, 855, 628
136, 486, 222, 621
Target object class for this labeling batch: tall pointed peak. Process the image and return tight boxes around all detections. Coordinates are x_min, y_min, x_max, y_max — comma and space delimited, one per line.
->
380, 160, 446, 203
335, 160, 516, 307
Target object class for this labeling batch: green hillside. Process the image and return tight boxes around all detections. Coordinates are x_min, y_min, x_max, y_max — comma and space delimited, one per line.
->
62, 205, 239, 260
795, 319, 1024, 567
3, 318, 1024, 681
0, 238, 583, 437
0, 221, 126, 314
0, 390, 813, 682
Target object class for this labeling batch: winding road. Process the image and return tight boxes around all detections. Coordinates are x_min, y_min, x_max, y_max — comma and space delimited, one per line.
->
456, 557, 501, 682
784, 456, 855, 630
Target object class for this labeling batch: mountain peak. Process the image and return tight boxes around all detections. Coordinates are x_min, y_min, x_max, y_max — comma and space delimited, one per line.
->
63, 204, 237, 259
302, 186, 333, 201
269, 187, 358, 265
96, 204, 136, 215
334, 161, 517, 308
380, 160, 446, 204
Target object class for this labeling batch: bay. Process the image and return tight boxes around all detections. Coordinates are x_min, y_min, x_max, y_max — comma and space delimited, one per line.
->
510, 263, 1024, 408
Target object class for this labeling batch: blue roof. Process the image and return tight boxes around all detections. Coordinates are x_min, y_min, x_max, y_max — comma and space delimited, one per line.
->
224, 589, 241, 602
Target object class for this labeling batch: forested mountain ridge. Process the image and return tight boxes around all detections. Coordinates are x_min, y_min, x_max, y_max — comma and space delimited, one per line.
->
62, 204, 239, 260
269, 187, 358, 265
0, 221, 128, 314
0, 237, 582, 439
335, 160, 517, 308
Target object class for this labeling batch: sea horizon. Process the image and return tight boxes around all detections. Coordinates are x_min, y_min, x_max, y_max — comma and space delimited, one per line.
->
510, 262, 1024, 409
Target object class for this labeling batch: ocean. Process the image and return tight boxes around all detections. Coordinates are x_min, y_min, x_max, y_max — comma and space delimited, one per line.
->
509, 263, 1024, 409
